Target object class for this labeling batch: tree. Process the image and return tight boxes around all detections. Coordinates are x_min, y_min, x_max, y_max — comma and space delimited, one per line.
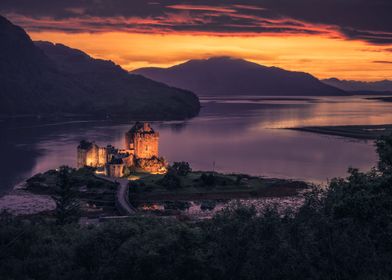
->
158, 171, 182, 190
52, 166, 80, 225
200, 173, 216, 187
376, 134, 392, 174
170, 162, 192, 176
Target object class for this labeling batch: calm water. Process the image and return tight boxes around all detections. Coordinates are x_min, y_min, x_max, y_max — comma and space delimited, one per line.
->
1, 95, 391, 195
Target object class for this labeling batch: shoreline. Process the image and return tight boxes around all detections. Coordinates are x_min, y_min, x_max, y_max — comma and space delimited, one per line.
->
0, 170, 310, 217
365, 97, 392, 103
0, 180, 56, 216
288, 124, 392, 140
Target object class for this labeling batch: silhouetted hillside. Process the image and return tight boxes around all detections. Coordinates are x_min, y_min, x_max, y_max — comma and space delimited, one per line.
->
323, 78, 392, 94
0, 15, 200, 120
132, 57, 346, 96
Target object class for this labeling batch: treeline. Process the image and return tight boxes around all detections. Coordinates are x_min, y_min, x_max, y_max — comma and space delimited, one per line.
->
1, 136, 392, 279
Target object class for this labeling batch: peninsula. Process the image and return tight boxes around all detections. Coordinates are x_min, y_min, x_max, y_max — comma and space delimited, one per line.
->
5, 122, 309, 219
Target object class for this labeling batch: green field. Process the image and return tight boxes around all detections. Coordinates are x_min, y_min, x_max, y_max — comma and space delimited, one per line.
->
128, 171, 308, 202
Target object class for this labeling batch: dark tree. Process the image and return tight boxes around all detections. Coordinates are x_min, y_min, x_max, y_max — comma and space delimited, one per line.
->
376, 134, 392, 174
200, 173, 216, 187
170, 162, 192, 176
52, 166, 80, 225
159, 171, 182, 190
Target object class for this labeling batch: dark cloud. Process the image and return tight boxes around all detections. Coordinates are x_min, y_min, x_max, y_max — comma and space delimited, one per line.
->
1, 0, 392, 44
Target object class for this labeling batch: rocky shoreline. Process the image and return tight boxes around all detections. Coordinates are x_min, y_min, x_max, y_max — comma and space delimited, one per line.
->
0, 182, 56, 215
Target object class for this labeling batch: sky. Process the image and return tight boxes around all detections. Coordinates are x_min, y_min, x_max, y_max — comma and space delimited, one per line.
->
1, 0, 392, 81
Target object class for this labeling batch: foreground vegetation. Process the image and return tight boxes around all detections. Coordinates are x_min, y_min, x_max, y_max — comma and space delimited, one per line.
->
1, 136, 392, 279
25, 167, 119, 218
129, 165, 308, 202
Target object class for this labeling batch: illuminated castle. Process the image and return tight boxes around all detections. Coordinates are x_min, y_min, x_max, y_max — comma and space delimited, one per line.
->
77, 122, 167, 177
125, 122, 159, 159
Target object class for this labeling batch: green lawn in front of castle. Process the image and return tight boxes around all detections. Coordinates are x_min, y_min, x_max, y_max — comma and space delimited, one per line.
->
127, 171, 309, 201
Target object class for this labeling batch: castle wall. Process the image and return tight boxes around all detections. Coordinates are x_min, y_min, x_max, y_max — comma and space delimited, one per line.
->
134, 133, 159, 159
122, 154, 135, 167
77, 144, 108, 168
97, 147, 108, 166
124, 132, 134, 152
107, 164, 125, 178
125, 122, 159, 159
77, 149, 88, 169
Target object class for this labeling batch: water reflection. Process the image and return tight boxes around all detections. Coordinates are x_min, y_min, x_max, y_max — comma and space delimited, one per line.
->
1, 96, 391, 195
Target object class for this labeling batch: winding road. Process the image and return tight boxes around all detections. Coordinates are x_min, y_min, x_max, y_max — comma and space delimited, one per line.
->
97, 176, 137, 215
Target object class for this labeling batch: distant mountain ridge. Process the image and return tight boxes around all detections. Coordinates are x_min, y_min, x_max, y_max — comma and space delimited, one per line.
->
322, 78, 392, 93
0, 15, 200, 119
132, 57, 346, 96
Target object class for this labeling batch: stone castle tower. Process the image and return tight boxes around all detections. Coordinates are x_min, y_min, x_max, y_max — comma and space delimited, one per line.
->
125, 122, 159, 159
77, 122, 166, 176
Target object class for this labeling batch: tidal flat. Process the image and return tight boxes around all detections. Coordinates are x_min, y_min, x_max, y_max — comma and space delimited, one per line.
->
289, 124, 392, 140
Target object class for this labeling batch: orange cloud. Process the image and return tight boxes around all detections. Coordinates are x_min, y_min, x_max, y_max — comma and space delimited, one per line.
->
29, 31, 392, 81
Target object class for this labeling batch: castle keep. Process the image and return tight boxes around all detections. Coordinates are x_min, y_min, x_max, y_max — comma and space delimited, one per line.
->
77, 122, 167, 177
125, 122, 159, 159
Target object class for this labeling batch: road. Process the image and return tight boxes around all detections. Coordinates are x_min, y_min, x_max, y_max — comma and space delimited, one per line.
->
97, 176, 137, 215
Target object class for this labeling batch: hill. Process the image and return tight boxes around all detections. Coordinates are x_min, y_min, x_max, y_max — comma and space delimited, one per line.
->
132, 57, 346, 96
0, 15, 200, 120
322, 78, 392, 94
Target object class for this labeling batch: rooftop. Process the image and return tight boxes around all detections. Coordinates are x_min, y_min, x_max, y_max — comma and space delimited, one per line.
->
128, 122, 155, 134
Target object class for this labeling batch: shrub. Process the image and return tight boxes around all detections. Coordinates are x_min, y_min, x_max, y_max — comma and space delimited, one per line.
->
158, 172, 182, 190
200, 173, 216, 187
170, 162, 192, 176
164, 201, 191, 211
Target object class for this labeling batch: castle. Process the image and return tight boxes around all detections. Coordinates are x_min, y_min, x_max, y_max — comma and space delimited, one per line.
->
77, 122, 168, 177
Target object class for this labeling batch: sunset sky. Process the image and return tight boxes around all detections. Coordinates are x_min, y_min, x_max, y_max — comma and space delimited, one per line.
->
1, 0, 392, 81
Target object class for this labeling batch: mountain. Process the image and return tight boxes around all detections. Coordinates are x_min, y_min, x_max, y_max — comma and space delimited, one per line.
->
322, 78, 392, 94
132, 57, 346, 96
0, 15, 200, 119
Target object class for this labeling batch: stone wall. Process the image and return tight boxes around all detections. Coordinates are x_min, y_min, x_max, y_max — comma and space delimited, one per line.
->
125, 122, 159, 159
107, 164, 125, 178
134, 133, 159, 159
77, 149, 88, 169
77, 144, 108, 168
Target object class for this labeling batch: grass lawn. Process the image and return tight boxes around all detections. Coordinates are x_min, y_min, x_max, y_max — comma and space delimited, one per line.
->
128, 171, 309, 202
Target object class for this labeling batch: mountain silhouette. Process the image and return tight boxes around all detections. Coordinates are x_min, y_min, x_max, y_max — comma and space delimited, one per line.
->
132, 57, 346, 96
323, 78, 392, 94
0, 15, 200, 119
